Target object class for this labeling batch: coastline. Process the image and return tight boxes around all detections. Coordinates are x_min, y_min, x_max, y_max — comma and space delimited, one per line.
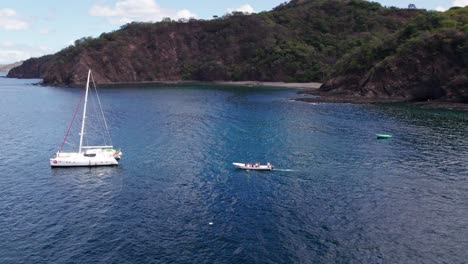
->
27, 76, 468, 111
64, 80, 323, 89
295, 92, 468, 111
213, 81, 322, 89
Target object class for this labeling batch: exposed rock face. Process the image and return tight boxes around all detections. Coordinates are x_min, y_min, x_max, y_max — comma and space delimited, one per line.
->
7, 0, 419, 86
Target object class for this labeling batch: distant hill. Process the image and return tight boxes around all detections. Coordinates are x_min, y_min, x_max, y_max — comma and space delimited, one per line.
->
321, 7, 468, 103
0, 61, 23, 73
8, 0, 420, 86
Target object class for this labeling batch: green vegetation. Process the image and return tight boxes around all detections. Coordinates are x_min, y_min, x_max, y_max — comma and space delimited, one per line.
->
9, 0, 422, 85
324, 7, 468, 102
335, 7, 467, 73
9, 0, 467, 103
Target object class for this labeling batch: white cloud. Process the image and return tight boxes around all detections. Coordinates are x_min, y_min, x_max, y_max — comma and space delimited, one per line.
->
433, 0, 467, 12
0, 50, 28, 64
118, 17, 133, 25
1, 41, 15, 48
176, 9, 196, 20
452, 0, 468, 7
0, 42, 52, 64
227, 4, 255, 14
89, 0, 196, 25
0, 8, 29, 30
39, 46, 51, 52
38, 29, 50, 35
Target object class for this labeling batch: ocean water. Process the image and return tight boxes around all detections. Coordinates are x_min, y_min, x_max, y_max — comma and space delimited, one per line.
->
1, 73, 468, 263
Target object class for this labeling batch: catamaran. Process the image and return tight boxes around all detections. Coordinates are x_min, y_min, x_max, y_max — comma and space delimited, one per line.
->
50, 69, 122, 167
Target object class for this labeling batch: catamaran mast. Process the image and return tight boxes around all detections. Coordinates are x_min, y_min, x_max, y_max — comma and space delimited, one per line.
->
78, 69, 91, 153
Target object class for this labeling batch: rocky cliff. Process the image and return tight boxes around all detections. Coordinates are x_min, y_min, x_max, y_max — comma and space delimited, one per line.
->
8, 0, 419, 86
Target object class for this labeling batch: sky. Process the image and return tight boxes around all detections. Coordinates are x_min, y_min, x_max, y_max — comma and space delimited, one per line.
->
0, 0, 467, 64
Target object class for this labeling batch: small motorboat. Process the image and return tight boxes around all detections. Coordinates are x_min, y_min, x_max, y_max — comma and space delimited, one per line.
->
233, 162, 274, 171
376, 134, 393, 139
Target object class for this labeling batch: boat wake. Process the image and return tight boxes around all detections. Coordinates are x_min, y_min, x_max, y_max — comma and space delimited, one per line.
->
274, 168, 297, 172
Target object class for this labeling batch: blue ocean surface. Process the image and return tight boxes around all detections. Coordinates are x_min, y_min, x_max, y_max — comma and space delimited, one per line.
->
1, 74, 468, 263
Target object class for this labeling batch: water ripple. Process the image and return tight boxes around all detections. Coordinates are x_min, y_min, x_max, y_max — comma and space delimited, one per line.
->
0, 81, 467, 263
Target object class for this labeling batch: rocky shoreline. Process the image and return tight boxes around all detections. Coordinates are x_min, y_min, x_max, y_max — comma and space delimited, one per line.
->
16, 75, 468, 111
59, 80, 323, 89
213, 81, 322, 89
295, 91, 468, 111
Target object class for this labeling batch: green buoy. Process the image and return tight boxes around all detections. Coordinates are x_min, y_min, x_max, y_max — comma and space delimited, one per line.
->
376, 134, 392, 139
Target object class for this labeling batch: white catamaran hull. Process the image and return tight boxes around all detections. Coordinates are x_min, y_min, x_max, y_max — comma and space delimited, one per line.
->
50, 150, 119, 167
50, 69, 123, 168
50, 156, 118, 167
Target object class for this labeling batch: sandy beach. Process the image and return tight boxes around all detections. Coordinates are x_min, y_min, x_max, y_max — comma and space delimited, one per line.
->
87, 80, 323, 89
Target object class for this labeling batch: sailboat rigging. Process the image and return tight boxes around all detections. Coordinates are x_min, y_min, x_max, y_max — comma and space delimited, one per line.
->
50, 69, 122, 167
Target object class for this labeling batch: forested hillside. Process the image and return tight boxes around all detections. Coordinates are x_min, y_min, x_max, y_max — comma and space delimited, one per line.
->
321, 7, 468, 102
8, 0, 420, 86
